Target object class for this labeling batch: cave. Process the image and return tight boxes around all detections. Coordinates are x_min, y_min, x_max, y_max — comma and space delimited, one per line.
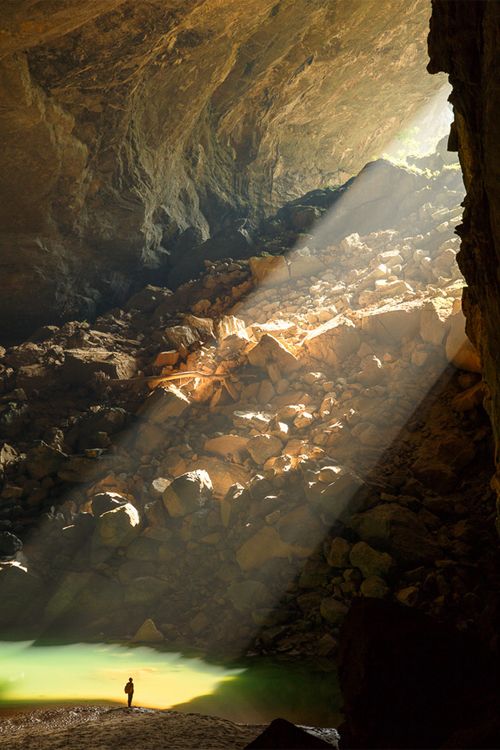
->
0, 1, 499, 748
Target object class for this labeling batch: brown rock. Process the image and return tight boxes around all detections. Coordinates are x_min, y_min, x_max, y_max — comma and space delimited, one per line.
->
204, 434, 249, 461
131, 618, 164, 643
249, 256, 289, 286
63, 348, 136, 384
190, 457, 249, 497
247, 434, 283, 464
95, 503, 141, 547
247, 333, 299, 373
303, 318, 360, 368
138, 384, 190, 423
162, 470, 213, 517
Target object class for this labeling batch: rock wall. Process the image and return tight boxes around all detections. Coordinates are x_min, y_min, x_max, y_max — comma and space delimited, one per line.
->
428, 0, 500, 532
0, 0, 441, 339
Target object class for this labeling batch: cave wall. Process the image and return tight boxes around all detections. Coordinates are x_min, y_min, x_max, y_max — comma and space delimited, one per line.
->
0, 0, 441, 339
428, 0, 500, 532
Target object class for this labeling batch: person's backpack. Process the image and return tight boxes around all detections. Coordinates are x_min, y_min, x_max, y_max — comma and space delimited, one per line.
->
124, 683, 132, 694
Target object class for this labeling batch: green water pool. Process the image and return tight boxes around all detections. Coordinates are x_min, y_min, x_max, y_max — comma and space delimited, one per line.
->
0, 641, 341, 725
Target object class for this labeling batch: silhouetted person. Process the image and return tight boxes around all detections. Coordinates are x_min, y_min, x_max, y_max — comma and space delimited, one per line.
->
124, 677, 134, 707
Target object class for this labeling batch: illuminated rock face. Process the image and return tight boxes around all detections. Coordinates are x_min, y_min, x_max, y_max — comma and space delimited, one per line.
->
0, 0, 440, 338
428, 0, 500, 531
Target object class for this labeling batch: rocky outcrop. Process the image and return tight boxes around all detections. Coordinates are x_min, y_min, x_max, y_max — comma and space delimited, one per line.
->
0, 0, 441, 339
428, 1, 500, 533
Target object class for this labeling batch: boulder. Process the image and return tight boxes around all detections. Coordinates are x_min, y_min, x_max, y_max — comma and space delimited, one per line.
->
91, 491, 127, 517
131, 618, 164, 643
349, 503, 440, 564
307, 467, 365, 521
326, 537, 351, 567
349, 541, 393, 579
163, 324, 200, 350
359, 576, 389, 598
125, 285, 172, 313
419, 298, 453, 345
63, 348, 136, 384
138, 384, 190, 423
190, 457, 249, 497
26, 441, 66, 480
247, 434, 283, 464
320, 597, 348, 625
303, 318, 360, 368
249, 255, 289, 286
360, 301, 422, 343
216, 315, 249, 341
247, 334, 299, 373
204, 434, 249, 461
236, 526, 309, 571
95, 503, 141, 547
162, 470, 213, 517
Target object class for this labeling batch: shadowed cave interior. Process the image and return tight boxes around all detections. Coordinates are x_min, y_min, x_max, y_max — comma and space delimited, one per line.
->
0, 1, 500, 748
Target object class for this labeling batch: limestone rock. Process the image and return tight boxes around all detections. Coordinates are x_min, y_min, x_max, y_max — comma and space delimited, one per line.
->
350, 503, 440, 564
236, 526, 305, 571
190, 457, 249, 497
320, 597, 348, 625
360, 576, 390, 598
26, 441, 66, 480
247, 334, 299, 373
163, 325, 200, 350
419, 298, 453, 345
216, 315, 249, 341
326, 537, 352, 568
95, 503, 141, 547
162, 470, 213, 518
249, 256, 289, 286
203, 434, 249, 461
349, 541, 394, 579
91, 491, 127, 517
131, 618, 164, 643
247, 434, 283, 464
303, 318, 360, 368
63, 349, 136, 384
139, 385, 190, 423
360, 301, 422, 343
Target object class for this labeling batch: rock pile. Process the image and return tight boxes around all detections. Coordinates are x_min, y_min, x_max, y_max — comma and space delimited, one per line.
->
1, 155, 498, 659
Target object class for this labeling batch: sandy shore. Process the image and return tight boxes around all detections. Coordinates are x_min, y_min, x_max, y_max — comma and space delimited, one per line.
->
0, 706, 268, 749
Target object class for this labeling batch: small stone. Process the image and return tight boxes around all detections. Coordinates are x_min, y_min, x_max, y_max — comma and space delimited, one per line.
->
396, 585, 420, 607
